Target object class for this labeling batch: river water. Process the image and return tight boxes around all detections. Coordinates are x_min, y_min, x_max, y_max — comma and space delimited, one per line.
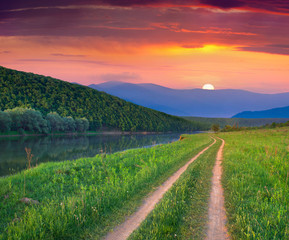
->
0, 133, 186, 177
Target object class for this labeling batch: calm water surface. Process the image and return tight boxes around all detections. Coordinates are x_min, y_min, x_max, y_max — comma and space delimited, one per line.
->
0, 133, 185, 177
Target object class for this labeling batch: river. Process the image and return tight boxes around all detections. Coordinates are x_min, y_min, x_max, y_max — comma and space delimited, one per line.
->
0, 133, 189, 177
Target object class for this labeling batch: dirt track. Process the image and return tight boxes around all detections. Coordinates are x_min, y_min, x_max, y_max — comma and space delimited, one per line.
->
206, 137, 230, 240
104, 138, 217, 240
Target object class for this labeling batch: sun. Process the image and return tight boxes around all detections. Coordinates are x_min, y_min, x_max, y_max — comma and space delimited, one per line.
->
202, 83, 215, 90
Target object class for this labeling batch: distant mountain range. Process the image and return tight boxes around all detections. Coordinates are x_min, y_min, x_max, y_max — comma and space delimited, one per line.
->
88, 81, 289, 118
233, 105, 289, 118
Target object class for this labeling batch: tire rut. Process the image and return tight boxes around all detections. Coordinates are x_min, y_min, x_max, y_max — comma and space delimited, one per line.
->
104, 138, 217, 240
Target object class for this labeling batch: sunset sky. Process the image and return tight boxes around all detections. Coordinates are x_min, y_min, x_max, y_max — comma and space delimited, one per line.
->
1, 0, 289, 93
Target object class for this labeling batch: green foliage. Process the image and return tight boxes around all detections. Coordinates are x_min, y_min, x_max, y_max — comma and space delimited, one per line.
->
0, 111, 11, 132
221, 120, 289, 132
46, 112, 63, 132
5, 107, 49, 134
0, 66, 207, 132
75, 118, 89, 132
0, 134, 211, 239
211, 124, 220, 132
183, 116, 289, 128
220, 129, 289, 239
0, 107, 89, 134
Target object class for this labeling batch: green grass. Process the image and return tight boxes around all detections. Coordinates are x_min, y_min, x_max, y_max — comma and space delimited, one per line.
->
219, 128, 289, 239
129, 138, 221, 240
0, 131, 27, 136
0, 134, 212, 239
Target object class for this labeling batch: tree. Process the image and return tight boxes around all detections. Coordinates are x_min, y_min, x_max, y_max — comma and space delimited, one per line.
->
75, 118, 89, 132
82, 118, 89, 132
5, 107, 26, 131
46, 112, 63, 132
0, 111, 11, 132
224, 125, 232, 132
63, 116, 75, 132
211, 124, 220, 133
22, 108, 48, 133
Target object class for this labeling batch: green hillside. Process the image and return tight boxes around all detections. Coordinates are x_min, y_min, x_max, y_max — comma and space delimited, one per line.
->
0, 66, 207, 132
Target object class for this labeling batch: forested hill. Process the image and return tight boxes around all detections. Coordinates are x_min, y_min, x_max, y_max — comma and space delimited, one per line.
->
0, 66, 207, 132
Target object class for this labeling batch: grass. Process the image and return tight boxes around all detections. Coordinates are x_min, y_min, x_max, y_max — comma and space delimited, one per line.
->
219, 128, 289, 239
0, 134, 212, 239
129, 138, 221, 240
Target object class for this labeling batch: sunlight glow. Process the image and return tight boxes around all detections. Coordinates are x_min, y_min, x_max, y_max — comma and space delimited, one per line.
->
202, 84, 215, 90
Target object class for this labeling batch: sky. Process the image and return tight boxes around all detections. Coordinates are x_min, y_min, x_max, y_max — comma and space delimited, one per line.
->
1, 0, 289, 93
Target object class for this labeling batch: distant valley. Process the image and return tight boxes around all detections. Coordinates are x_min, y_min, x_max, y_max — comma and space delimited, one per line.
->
88, 81, 289, 118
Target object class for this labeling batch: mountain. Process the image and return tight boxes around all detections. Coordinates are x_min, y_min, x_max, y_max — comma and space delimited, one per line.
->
232, 106, 289, 118
0, 66, 207, 132
89, 81, 289, 118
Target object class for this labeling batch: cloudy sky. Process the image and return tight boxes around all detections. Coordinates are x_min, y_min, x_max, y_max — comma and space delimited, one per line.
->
1, 0, 289, 93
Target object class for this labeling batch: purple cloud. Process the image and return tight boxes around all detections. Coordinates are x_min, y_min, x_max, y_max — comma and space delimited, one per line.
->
200, 0, 244, 9
100, 72, 140, 81
1, 0, 289, 14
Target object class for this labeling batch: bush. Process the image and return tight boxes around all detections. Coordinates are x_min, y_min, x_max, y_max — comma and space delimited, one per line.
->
0, 111, 11, 132
17, 128, 25, 134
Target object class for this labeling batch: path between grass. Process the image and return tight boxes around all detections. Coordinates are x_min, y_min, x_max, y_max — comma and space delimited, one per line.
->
104, 137, 217, 240
206, 137, 229, 240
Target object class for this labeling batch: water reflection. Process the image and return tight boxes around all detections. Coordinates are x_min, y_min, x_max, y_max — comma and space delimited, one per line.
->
0, 133, 182, 177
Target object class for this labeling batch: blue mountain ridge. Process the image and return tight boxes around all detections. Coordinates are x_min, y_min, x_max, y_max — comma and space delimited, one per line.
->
232, 105, 289, 118
88, 81, 289, 118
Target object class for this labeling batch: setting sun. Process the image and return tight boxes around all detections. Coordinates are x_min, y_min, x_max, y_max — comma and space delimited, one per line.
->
202, 84, 215, 90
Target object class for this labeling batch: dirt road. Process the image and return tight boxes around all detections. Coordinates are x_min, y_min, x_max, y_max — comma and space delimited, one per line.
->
206, 137, 230, 240
104, 138, 217, 240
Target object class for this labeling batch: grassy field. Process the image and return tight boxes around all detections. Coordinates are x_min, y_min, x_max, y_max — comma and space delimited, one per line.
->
2, 128, 288, 240
219, 128, 289, 239
129, 139, 221, 240
0, 134, 212, 239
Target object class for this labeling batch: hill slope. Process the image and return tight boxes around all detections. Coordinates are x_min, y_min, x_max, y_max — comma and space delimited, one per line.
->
232, 106, 289, 118
89, 82, 289, 117
0, 66, 206, 132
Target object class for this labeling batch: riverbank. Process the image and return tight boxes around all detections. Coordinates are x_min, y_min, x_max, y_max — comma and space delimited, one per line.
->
0, 130, 175, 138
0, 134, 212, 239
0, 132, 184, 177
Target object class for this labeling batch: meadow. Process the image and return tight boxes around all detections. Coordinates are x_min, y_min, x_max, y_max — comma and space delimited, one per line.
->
1, 128, 288, 240
129, 139, 222, 240
0, 134, 212, 239
219, 128, 289, 239
131, 128, 289, 240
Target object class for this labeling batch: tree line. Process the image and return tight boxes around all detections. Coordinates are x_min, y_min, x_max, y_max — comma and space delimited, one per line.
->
184, 116, 289, 128
210, 120, 289, 133
0, 107, 89, 134
0, 66, 209, 132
